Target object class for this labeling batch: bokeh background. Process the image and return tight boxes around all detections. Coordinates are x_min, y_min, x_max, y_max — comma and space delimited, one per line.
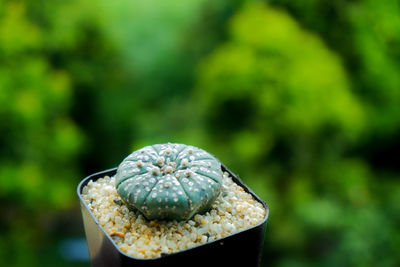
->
1, 0, 400, 266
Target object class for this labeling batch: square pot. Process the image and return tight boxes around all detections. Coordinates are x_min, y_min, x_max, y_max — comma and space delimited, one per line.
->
77, 165, 269, 267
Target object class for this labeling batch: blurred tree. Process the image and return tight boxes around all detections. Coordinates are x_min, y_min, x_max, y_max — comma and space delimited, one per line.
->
88, 0, 243, 153
268, 0, 400, 168
194, 2, 399, 266
196, 1, 365, 168
0, 0, 137, 265
0, 1, 85, 266
0, 0, 86, 220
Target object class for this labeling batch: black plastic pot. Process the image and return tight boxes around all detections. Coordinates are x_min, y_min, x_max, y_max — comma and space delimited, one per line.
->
77, 165, 269, 267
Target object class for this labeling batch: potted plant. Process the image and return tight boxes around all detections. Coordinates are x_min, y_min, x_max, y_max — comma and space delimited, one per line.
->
77, 143, 269, 267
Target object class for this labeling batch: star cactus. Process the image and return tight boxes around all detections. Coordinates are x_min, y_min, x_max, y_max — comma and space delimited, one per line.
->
115, 143, 223, 221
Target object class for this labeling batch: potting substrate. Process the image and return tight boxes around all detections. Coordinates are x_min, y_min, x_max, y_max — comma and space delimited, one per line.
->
81, 170, 266, 259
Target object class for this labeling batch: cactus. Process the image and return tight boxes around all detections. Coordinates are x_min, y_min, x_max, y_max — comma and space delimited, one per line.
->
115, 143, 223, 221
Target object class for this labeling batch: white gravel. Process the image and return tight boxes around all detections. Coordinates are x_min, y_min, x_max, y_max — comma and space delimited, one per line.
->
81, 171, 266, 258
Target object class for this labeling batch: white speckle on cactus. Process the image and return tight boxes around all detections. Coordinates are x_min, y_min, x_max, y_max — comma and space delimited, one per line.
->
151, 167, 160, 175
165, 148, 172, 156
165, 166, 174, 174
156, 156, 165, 166
181, 158, 189, 168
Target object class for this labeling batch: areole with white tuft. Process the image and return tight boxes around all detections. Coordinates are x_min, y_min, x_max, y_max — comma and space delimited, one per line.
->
115, 143, 223, 221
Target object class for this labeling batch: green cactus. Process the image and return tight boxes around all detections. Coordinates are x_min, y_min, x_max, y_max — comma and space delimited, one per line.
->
115, 143, 223, 221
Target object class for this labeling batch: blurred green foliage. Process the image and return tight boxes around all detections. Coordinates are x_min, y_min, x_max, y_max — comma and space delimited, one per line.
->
195, 3, 400, 266
0, 0, 399, 266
